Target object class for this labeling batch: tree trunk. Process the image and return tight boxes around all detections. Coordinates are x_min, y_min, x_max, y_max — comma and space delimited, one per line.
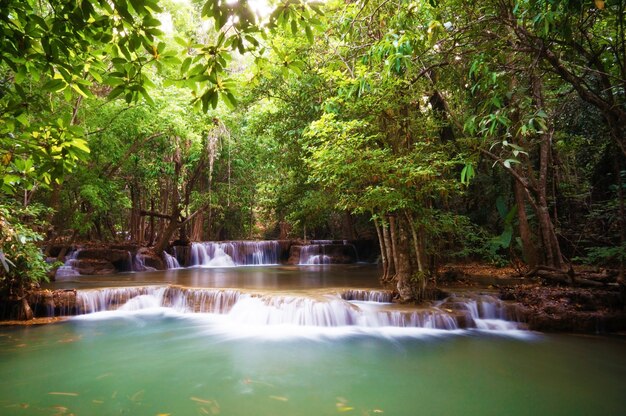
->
381, 219, 395, 281
153, 219, 180, 254
532, 74, 565, 270
373, 217, 388, 279
405, 211, 425, 273
394, 216, 414, 302
514, 176, 538, 268
388, 214, 399, 274
148, 198, 155, 245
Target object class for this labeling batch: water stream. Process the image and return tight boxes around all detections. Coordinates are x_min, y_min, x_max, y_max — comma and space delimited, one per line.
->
3, 264, 625, 415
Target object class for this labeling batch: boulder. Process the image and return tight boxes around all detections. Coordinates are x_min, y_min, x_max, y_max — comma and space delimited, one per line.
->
73, 259, 117, 275
76, 248, 133, 272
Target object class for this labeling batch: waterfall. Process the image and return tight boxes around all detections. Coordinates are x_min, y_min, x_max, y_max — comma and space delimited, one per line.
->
76, 286, 241, 314
299, 244, 331, 265
163, 251, 180, 269
189, 241, 280, 267
55, 250, 81, 278
299, 240, 359, 265
438, 294, 522, 331
133, 253, 156, 272
341, 289, 393, 303
73, 286, 523, 332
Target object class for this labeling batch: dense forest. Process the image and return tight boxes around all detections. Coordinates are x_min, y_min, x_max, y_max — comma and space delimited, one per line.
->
1, 0, 624, 305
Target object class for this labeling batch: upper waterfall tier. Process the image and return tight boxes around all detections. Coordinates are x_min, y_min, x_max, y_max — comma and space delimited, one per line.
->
189, 241, 281, 267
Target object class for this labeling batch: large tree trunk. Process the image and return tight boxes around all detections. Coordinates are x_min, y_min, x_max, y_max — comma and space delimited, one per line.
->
394, 216, 414, 302
532, 74, 565, 270
153, 219, 180, 254
513, 176, 538, 268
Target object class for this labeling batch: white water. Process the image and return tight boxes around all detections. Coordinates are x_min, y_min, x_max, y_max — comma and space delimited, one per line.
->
190, 241, 280, 267
73, 286, 528, 338
342, 289, 393, 303
299, 245, 331, 265
133, 253, 156, 272
55, 249, 81, 278
299, 240, 359, 265
163, 251, 181, 269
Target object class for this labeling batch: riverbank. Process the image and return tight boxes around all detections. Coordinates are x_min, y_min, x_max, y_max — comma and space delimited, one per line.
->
439, 264, 626, 333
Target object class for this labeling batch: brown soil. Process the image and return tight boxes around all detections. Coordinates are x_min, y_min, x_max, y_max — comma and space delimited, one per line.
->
438, 263, 626, 333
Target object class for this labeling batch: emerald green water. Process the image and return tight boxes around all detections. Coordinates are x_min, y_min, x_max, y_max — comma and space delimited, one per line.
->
1, 314, 625, 415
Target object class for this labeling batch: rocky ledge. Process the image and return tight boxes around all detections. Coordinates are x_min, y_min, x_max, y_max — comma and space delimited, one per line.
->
500, 285, 626, 333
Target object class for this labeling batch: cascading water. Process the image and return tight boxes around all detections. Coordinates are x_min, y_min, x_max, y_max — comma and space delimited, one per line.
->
299, 244, 331, 265
72, 286, 524, 333
54, 250, 81, 278
133, 253, 156, 272
163, 251, 181, 269
342, 289, 394, 303
189, 241, 280, 267
76, 286, 241, 314
299, 240, 359, 265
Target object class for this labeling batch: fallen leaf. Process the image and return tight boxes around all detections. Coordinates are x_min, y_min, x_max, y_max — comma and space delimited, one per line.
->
190, 397, 213, 404
269, 395, 288, 402
130, 390, 144, 402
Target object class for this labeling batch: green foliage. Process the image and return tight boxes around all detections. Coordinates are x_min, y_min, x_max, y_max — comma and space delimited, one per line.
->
0, 203, 51, 294
574, 244, 626, 268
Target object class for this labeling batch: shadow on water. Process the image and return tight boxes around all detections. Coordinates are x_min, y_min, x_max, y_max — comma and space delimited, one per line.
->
47, 263, 385, 291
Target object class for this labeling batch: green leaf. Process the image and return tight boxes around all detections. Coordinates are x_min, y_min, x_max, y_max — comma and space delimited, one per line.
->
71, 83, 90, 98
305, 25, 314, 43
42, 78, 67, 92
222, 91, 237, 109
70, 139, 90, 154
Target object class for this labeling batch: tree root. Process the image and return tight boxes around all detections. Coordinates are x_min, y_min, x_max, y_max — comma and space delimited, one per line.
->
526, 265, 609, 287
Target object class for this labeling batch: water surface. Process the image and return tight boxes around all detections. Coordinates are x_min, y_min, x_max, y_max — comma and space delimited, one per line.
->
1, 314, 625, 415
49, 264, 383, 292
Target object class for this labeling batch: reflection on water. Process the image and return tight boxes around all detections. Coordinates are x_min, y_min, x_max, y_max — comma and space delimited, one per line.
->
0, 315, 625, 416
48, 264, 384, 291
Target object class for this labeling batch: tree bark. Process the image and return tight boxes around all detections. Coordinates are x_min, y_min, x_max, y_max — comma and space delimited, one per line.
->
532, 74, 565, 270
373, 217, 389, 279
514, 175, 538, 268
405, 211, 425, 273
381, 219, 395, 281
394, 216, 414, 302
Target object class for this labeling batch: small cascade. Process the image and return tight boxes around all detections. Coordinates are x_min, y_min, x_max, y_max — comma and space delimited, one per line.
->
163, 251, 181, 269
72, 287, 524, 332
341, 289, 393, 303
189, 241, 280, 267
76, 286, 241, 314
437, 294, 522, 331
299, 245, 331, 265
298, 240, 359, 265
133, 253, 156, 272
55, 250, 81, 278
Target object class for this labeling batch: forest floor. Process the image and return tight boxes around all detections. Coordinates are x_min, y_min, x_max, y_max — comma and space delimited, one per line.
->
438, 263, 626, 333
